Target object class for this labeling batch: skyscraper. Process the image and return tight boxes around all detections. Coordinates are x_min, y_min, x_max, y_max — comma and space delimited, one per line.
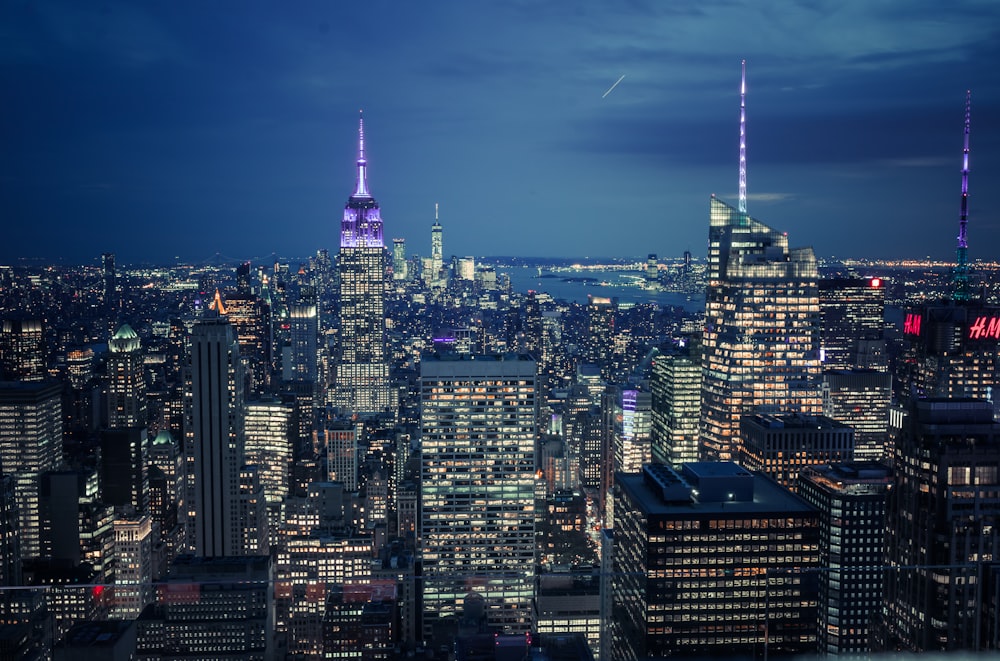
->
894, 95, 1000, 419
0, 381, 62, 558
612, 462, 820, 660
819, 276, 887, 370
184, 316, 247, 557
392, 237, 408, 281
881, 398, 1000, 651
650, 347, 702, 467
700, 62, 821, 461
334, 112, 390, 415
798, 462, 891, 656
0, 318, 45, 382
107, 323, 147, 428
430, 203, 443, 284
420, 353, 537, 636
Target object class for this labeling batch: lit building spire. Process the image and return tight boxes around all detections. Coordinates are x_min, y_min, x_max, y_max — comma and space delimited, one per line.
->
738, 59, 748, 217
353, 110, 370, 198
953, 90, 972, 301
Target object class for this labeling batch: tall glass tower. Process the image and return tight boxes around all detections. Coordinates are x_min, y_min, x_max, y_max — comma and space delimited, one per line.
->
699, 196, 822, 461
334, 112, 390, 415
419, 353, 537, 636
699, 62, 821, 462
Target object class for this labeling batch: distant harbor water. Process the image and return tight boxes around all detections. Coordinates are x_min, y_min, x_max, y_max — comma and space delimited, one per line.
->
501, 266, 705, 313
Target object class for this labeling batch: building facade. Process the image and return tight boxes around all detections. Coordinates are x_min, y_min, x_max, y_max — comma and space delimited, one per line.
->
419, 353, 537, 636
333, 113, 391, 415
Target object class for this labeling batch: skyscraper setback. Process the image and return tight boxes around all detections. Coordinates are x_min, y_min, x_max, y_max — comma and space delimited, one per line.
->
333, 112, 390, 415
699, 62, 822, 461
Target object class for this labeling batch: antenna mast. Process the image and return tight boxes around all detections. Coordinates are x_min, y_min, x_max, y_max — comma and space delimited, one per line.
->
954, 91, 971, 301
738, 59, 748, 217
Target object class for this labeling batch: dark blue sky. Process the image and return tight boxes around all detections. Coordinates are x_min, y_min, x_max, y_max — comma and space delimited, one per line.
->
2, 1, 999, 265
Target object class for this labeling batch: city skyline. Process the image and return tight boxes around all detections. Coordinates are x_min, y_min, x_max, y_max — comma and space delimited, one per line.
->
1, 2, 999, 265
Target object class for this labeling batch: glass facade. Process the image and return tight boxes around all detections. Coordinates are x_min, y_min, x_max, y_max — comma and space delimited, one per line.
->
701, 196, 822, 462
419, 354, 537, 636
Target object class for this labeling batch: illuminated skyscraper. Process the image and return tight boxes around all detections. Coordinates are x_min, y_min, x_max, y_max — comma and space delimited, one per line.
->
392, 238, 408, 281
650, 348, 702, 467
819, 276, 887, 370
107, 323, 147, 429
430, 203, 443, 283
798, 462, 891, 656
334, 112, 390, 415
612, 462, 820, 660
284, 288, 319, 384
0, 318, 44, 382
895, 94, 1000, 417
0, 381, 62, 558
420, 353, 536, 636
700, 62, 821, 462
586, 295, 616, 381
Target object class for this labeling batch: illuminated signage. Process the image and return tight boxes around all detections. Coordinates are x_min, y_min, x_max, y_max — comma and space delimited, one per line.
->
870, 277, 882, 288
968, 316, 1000, 340
903, 313, 921, 336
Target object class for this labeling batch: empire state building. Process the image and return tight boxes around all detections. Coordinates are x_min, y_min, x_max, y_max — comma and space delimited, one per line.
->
333, 112, 391, 415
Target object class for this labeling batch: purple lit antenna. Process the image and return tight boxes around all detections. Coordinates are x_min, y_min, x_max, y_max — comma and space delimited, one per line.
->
953, 91, 971, 301
738, 59, 747, 217
354, 110, 370, 198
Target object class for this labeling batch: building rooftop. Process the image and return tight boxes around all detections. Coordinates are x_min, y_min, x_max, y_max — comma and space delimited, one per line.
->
619, 462, 815, 516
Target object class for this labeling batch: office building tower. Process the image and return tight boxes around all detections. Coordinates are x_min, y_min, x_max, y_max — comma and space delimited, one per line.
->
244, 399, 295, 505
216, 288, 272, 397
533, 571, 602, 658
882, 398, 1000, 651
0, 381, 62, 558
431, 203, 443, 282
616, 388, 651, 474
148, 430, 183, 556
819, 277, 887, 370
102, 252, 117, 313
740, 412, 854, 492
392, 237, 408, 281
897, 301, 1000, 415
896, 93, 1000, 414
458, 256, 475, 281
612, 462, 820, 660
420, 353, 536, 635
823, 368, 892, 461
650, 348, 702, 467
135, 555, 273, 660
798, 462, 892, 656
107, 323, 147, 428
112, 514, 154, 619
325, 417, 361, 490
585, 296, 616, 381
184, 316, 248, 557
100, 427, 149, 511
284, 288, 319, 386
0, 318, 44, 382
700, 65, 821, 462
334, 113, 391, 415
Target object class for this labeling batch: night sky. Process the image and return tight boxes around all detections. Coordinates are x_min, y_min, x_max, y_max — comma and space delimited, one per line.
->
2, 1, 999, 265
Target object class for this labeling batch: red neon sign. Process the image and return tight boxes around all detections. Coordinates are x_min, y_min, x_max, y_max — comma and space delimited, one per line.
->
903, 313, 921, 336
870, 277, 882, 288
968, 316, 1000, 340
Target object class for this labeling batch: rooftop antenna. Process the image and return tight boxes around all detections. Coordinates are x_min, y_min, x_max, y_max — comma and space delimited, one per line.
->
738, 59, 748, 217
353, 109, 370, 198
953, 90, 971, 301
